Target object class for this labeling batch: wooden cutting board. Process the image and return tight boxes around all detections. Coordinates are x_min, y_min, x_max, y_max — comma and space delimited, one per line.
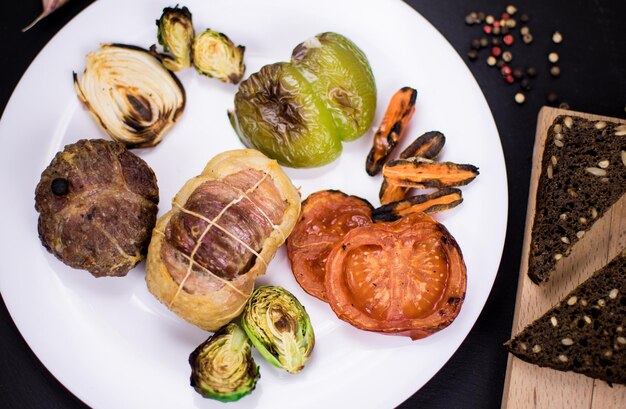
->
501, 107, 626, 409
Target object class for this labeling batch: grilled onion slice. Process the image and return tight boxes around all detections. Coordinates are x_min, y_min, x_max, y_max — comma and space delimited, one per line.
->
73, 44, 185, 148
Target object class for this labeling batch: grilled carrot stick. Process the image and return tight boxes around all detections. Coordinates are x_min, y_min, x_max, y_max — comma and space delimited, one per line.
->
365, 87, 417, 176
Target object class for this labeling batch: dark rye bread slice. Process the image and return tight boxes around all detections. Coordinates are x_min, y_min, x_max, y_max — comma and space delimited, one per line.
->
528, 115, 626, 284
506, 251, 626, 385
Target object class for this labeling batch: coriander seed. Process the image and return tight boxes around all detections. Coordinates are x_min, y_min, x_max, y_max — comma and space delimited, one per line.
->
515, 92, 526, 104
552, 31, 563, 44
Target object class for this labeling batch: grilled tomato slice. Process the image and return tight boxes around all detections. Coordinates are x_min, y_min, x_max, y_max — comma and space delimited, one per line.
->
286, 190, 373, 302
325, 213, 466, 340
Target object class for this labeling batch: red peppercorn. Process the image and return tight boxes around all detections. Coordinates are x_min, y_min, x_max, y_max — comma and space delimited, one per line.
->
501, 66, 512, 76
503, 34, 514, 46
483, 25, 492, 34
501, 12, 510, 20
505, 75, 515, 84
493, 20, 500, 28
491, 46, 502, 57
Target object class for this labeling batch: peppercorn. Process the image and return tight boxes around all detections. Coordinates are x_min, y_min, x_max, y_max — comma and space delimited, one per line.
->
502, 51, 513, 62
514, 92, 526, 104
492, 37, 501, 46
497, 59, 506, 68
479, 37, 489, 48
491, 46, 502, 57
486, 15, 495, 24
504, 75, 515, 84
467, 50, 478, 60
550, 66, 561, 77
506, 5, 517, 15
548, 52, 559, 63
503, 34, 514, 46
547, 92, 559, 105
552, 31, 563, 44
512, 67, 524, 80
522, 33, 533, 44
520, 78, 531, 91
51, 178, 69, 196
501, 66, 512, 76
471, 38, 481, 49
526, 67, 537, 78
486, 56, 497, 66
483, 25, 492, 34
520, 13, 529, 23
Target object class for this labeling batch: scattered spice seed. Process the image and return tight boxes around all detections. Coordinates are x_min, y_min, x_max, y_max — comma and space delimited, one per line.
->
506, 5, 518, 15
503, 34, 514, 46
552, 31, 563, 44
486, 56, 497, 66
506, 19, 517, 29
492, 46, 502, 57
527, 67, 537, 77
493, 26, 501, 35
522, 33, 533, 44
467, 50, 478, 60
501, 66, 512, 76
512, 67, 524, 80
471, 38, 481, 49
515, 92, 526, 104
465, 12, 479, 25
550, 66, 561, 77
483, 25, 492, 34
486, 15, 495, 24
520, 13, 529, 22
480, 37, 489, 48
548, 52, 560, 63
477, 11, 486, 22
492, 37, 502, 46
520, 78, 531, 91
502, 51, 513, 62
520, 26, 530, 35
505, 75, 515, 84
547, 92, 559, 105
496, 60, 506, 68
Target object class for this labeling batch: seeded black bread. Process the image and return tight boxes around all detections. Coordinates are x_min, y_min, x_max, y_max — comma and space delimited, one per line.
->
506, 250, 626, 385
528, 116, 626, 284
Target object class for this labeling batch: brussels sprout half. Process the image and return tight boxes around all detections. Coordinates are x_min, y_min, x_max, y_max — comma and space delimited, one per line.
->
242, 286, 315, 373
192, 29, 245, 84
189, 323, 260, 402
156, 5, 194, 71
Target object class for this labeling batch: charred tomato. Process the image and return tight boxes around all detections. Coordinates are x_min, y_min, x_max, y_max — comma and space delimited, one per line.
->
286, 190, 373, 302
325, 213, 466, 339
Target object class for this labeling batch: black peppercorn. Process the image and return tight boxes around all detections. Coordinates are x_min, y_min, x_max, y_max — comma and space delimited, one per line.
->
51, 178, 69, 196
526, 67, 537, 78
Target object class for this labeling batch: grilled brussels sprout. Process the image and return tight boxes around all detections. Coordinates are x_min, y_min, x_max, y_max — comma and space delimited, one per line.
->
232, 32, 376, 168
233, 62, 340, 167
156, 5, 194, 71
242, 286, 314, 373
73, 44, 185, 148
189, 323, 260, 402
192, 29, 245, 83
292, 32, 376, 142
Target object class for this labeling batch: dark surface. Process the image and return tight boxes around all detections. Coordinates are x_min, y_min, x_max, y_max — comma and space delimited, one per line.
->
1, 1, 625, 408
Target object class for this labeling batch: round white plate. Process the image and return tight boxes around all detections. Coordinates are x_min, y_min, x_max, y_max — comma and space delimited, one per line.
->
0, 0, 507, 408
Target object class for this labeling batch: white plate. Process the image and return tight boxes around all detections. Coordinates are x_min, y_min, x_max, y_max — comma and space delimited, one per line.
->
0, 0, 507, 407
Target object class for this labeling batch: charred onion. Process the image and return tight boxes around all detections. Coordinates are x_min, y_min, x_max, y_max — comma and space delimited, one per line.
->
73, 43, 185, 148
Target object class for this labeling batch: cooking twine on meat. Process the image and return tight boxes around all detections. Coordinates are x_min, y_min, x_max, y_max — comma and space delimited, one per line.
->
164, 171, 283, 308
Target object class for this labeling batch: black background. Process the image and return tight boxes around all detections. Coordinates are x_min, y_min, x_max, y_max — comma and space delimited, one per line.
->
1, 1, 625, 408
